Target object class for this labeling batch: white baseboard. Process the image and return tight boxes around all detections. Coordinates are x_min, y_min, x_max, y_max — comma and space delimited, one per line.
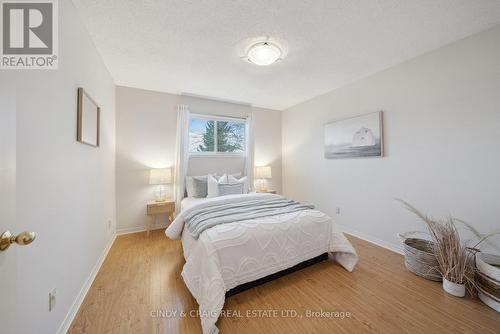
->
338, 224, 404, 255
56, 233, 116, 334
116, 223, 169, 236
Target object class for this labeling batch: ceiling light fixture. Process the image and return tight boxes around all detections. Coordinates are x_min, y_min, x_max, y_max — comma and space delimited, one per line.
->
246, 41, 282, 66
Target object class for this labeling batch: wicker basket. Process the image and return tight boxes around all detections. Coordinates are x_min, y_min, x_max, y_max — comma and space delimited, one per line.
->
402, 238, 442, 281
475, 253, 500, 312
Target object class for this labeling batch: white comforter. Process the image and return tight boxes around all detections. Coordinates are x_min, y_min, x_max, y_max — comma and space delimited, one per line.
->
165, 193, 358, 334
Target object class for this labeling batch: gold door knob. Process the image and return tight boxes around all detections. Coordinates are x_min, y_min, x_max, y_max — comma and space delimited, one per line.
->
0, 230, 36, 251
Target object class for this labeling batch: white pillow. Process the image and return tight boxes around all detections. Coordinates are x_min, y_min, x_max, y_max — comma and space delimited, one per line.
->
216, 172, 241, 179
228, 175, 248, 194
207, 174, 228, 198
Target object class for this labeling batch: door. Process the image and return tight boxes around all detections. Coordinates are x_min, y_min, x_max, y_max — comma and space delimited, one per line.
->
0, 79, 17, 333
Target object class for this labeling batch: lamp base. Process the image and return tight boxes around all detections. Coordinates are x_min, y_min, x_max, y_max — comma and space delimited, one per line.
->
257, 179, 268, 192
154, 185, 167, 202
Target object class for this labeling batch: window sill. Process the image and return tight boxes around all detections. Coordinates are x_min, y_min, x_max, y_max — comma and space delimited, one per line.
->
189, 153, 246, 158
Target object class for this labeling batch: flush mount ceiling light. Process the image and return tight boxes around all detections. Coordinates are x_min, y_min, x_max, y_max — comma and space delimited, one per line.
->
246, 41, 283, 66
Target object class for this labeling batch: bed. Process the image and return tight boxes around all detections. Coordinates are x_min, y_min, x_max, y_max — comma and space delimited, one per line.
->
165, 193, 358, 334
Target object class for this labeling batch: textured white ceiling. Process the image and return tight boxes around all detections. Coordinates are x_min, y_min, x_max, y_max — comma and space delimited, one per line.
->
73, 0, 500, 110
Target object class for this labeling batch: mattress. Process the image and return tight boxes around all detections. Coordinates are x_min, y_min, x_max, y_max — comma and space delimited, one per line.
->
166, 193, 358, 334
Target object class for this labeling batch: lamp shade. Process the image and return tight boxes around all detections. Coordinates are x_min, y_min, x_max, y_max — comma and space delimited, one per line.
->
149, 168, 172, 185
254, 166, 272, 179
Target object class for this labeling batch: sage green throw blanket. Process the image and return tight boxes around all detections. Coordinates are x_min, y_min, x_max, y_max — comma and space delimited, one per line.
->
185, 197, 314, 239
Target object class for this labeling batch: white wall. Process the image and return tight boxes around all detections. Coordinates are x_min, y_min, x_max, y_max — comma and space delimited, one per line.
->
282, 25, 500, 253
116, 87, 282, 233
3, 1, 117, 333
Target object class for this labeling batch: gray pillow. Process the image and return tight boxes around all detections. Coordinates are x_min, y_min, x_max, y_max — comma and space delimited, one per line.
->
186, 176, 208, 198
218, 183, 244, 196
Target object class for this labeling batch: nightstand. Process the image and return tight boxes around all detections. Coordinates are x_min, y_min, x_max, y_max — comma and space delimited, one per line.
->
146, 200, 175, 236
256, 190, 277, 194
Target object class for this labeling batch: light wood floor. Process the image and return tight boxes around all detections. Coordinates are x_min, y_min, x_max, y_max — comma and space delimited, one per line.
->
69, 230, 499, 334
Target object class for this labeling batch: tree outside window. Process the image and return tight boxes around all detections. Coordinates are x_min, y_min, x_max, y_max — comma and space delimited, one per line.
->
189, 117, 246, 154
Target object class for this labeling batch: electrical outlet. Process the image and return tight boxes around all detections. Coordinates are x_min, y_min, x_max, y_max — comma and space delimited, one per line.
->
49, 289, 56, 311
335, 207, 340, 215
108, 220, 112, 229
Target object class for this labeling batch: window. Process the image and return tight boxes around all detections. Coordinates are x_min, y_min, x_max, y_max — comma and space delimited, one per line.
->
189, 116, 246, 154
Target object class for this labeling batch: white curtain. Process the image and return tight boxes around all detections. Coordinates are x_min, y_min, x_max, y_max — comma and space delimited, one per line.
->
174, 104, 190, 214
244, 113, 255, 191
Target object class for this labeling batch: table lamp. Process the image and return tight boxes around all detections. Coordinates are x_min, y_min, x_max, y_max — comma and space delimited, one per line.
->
254, 166, 272, 192
149, 168, 172, 202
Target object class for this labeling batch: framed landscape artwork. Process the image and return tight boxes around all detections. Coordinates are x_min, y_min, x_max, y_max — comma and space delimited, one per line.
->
324, 111, 383, 159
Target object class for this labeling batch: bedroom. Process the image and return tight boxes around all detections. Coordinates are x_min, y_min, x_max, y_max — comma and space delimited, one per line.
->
0, 0, 499, 333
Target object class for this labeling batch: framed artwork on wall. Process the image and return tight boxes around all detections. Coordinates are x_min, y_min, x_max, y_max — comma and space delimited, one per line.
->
77, 87, 100, 147
324, 111, 383, 159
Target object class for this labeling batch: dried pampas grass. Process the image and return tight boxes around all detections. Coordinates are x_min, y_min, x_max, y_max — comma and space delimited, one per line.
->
397, 199, 476, 293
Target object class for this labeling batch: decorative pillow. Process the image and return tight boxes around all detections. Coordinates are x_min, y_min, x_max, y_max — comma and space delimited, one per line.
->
228, 175, 248, 194
186, 175, 208, 198
216, 172, 241, 179
207, 174, 228, 198
218, 183, 244, 196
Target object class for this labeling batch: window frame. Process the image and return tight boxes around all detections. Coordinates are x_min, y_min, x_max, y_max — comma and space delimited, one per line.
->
188, 113, 247, 157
